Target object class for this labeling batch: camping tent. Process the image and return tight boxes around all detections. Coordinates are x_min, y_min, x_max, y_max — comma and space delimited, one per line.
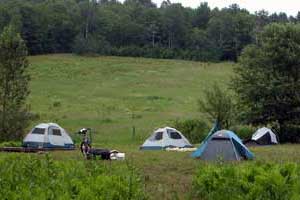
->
140, 127, 193, 150
251, 127, 278, 145
23, 123, 74, 149
191, 130, 254, 161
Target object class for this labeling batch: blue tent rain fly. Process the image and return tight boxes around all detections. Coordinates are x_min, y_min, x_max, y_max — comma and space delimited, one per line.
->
191, 123, 254, 161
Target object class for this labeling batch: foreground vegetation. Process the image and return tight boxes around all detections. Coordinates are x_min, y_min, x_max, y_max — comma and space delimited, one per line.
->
1, 145, 300, 200
0, 153, 145, 200
192, 162, 300, 200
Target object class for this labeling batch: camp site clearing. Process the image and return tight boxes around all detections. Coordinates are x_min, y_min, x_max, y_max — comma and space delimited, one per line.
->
1, 54, 300, 199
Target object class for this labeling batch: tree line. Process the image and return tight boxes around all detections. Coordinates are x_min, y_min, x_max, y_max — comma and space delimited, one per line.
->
0, 0, 299, 61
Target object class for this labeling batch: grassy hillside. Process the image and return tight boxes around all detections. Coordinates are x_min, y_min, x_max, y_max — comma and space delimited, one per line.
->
28, 54, 235, 146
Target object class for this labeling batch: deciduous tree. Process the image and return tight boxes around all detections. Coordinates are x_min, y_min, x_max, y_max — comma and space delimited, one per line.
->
232, 23, 300, 142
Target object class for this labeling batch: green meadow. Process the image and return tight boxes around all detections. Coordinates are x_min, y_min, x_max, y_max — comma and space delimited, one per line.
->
28, 54, 234, 145
1, 54, 300, 199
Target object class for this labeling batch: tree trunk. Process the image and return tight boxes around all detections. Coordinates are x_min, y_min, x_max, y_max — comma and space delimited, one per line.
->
152, 31, 155, 48
278, 120, 285, 142
1, 75, 8, 134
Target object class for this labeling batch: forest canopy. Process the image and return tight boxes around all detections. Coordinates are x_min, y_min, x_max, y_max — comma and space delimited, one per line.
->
0, 0, 299, 61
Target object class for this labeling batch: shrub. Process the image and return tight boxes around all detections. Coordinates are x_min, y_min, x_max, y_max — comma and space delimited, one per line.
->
72, 34, 111, 56
279, 124, 300, 143
109, 46, 222, 62
231, 125, 256, 140
53, 101, 61, 107
143, 46, 163, 58
160, 48, 175, 59
0, 154, 146, 200
112, 46, 145, 57
198, 84, 236, 129
191, 162, 300, 200
173, 119, 209, 144
0, 141, 21, 147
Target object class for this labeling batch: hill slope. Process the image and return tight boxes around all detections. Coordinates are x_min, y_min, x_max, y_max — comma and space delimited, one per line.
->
28, 54, 235, 145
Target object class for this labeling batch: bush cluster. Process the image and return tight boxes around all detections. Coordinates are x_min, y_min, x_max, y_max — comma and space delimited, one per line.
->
0, 154, 145, 200
280, 125, 300, 143
110, 46, 221, 62
73, 43, 221, 62
230, 125, 256, 140
0, 141, 21, 147
192, 162, 300, 200
72, 34, 111, 56
172, 119, 209, 144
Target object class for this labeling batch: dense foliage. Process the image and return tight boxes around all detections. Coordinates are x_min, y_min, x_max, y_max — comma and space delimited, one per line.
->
231, 125, 256, 140
172, 119, 209, 143
192, 162, 300, 200
0, 154, 145, 200
0, 25, 31, 141
233, 23, 300, 142
198, 84, 236, 129
0, 0, 299, 61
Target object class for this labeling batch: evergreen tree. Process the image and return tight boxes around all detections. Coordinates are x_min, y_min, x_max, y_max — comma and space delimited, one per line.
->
0, 25, 30, 141
193, 2, 210, 29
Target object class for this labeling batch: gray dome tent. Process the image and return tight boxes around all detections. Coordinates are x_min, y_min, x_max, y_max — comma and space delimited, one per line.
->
140, 127, 193, 150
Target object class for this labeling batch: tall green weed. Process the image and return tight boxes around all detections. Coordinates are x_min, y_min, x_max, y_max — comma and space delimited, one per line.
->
0, 154, 145, 200
191, 162, 300, 200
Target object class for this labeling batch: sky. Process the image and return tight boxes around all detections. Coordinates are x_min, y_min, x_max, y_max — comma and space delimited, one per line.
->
149, 0, 300, 16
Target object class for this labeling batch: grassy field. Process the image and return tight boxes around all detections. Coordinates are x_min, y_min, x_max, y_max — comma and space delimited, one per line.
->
28, 54, 234, 145
1, 54, 300, 199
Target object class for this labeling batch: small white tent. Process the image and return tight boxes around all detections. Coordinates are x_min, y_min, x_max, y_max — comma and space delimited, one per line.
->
251, 127, 278, 145
23, 123, 74, 149
140, 127, 193, 150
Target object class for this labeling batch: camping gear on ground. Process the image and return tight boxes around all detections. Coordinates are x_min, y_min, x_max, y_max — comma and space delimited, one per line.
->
86, 149, 125, 160
87, 148, 111, 160
78, 128, 125, 160
23, 123, 74, 149
140, 127, 193, 150
0, 146, 74, 153
248, 127, 279, 145
84, 148, 125, 160
110, 150, 125, 160
192, 123, 254, 161
166, 147, 197, 152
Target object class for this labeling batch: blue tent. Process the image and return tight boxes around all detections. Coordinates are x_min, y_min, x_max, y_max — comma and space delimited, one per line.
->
191, 125, 254, 161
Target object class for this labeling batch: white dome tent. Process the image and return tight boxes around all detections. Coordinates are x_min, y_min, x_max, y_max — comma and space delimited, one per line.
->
140, 127, 193, 150
23, 123, 74, 149
251, 127, 279, 145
